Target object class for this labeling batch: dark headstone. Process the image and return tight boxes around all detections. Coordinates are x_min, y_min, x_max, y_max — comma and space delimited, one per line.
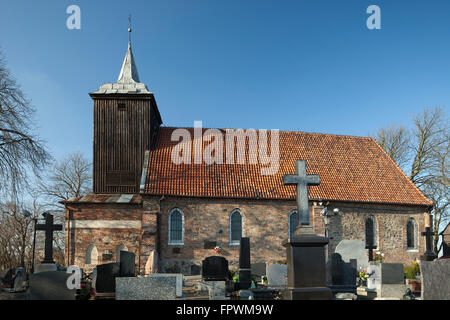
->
95, 262, 120, 293
421, 226, 438, 261
442, 223, 450, 258
329, 253, 357, 294
202, 256, 229, 281
239, 237, 251, 290
251, 263, 266, 277
28, 271, 76, 300
204, 240, 217, 249
2, 268, 15, 288
380, 263, 404, 284
191, 264, 201, 276
119, 251, 135, 277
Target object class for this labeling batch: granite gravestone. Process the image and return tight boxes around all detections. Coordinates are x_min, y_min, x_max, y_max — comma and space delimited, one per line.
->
367, 262, 381, 290
119, 251, 135, 277
266, 263, 287, 287
251, 263, 266, 278
420, 259, 450, 300
116, 277, 177, 300
440, 223, 450, 258
335, 240, 369, 271
282, 160, 332, 300
239, 237, 251, 290
329, 253, 357, 294
147, 274, 183, 297
28, 271, 76, 300
95, 262, 120, 293
202, 256, 229, 281
370, 263, 407, 299
35, 213, 62, 265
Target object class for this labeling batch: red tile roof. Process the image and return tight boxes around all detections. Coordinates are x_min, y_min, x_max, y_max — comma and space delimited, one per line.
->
143, 127, 432, 206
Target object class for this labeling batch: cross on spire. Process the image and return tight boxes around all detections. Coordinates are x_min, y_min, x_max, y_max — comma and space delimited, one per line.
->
128, 15, 132, 45
283, 160, 320, 226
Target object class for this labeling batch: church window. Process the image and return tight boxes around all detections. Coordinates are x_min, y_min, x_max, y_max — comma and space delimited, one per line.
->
169, 208, 184, 245
365, 216, 377, 248
229, 210, 244, 245
289, 211, 299, 239
86, 244, 98, 265
407, 218, 418, 250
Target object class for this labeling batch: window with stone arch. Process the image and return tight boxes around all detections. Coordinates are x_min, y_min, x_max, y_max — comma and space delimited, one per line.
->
406, 218, 418, 250
288, 210, 299, 239
86, 244, 98, 265
365, 216, 378, 248
116, 243, 128, 262
230, 209, 244, 246
168, 208, 184, 245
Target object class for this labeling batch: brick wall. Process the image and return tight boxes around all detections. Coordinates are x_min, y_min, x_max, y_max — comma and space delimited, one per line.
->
65, 196, 429, 276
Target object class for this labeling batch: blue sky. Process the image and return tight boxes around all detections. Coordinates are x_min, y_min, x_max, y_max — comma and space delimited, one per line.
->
1, 0, 450, 163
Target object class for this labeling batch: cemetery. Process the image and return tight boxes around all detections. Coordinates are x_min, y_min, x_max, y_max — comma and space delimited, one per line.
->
2, 161, 449, 301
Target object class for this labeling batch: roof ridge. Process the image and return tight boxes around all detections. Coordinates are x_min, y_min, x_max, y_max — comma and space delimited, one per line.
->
160, 126, 372, 140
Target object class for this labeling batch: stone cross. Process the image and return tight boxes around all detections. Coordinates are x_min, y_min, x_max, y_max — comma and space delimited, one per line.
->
365, 244, 377, 262
421, 226, 437, 261
283, 160, 320, 226
36, 213, 63, 264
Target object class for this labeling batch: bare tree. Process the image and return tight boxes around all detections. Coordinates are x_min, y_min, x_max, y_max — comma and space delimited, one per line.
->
375, 125, 410, 170
375, 106, 449, 253
39, 152, 92, 206
0, 49, 51, 199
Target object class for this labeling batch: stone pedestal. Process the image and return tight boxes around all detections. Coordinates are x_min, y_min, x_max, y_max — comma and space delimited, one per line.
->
282, 226, 332, 300
34, 263, 58, 274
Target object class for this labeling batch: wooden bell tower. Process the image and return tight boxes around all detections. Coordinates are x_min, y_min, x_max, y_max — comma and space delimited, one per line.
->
90, 41, 162, 194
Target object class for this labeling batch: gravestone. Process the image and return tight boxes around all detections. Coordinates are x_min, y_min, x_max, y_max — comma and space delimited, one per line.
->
251, 263, 266, 277
197, 280, 226, 299
116, 277, 176, 300
202, 256, 229, 281
147, 274, 183, 297
440, 223, 450, 258
119, 251, 135, 277
239, 237, 251, 290
329, 253, 357, 294
13, 267, 27, 292
335, 240, 369, 271
370, 263, 407, 299
420, 259, 450, 300
282, 160, 332, 300
28, 271, 76, 300
367, 262, 381, 290
266, 263, 287, 287
95, 262, 120, 293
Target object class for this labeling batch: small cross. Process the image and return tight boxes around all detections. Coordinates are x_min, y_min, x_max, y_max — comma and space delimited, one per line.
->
36, 213, 63, 264
283, 160, 320, 226
421, 226, 437, 261
128, 15, 132, 44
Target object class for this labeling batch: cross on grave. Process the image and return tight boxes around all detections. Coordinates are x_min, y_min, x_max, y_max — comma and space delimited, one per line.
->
36, 213, 63, 264
421, 226, 437, 261
283, 160, 320, 226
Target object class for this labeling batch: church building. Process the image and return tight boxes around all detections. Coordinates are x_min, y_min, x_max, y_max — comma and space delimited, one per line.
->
64, 41, 433, 275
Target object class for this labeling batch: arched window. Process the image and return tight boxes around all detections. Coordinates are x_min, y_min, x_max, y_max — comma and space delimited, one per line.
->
289, 211, 299, 239
230, 210, 244, 245
116, 244, 128, 262
407, 218, 418, 250
86, 244, 98, 265
365, 216, 377, 248
169, 208, 184, 245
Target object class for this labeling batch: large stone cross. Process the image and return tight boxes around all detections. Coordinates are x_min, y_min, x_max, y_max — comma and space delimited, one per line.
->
283, 160, 320, 226
36, 213, 63, 264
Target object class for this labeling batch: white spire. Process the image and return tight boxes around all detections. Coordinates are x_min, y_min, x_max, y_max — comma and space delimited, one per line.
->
117, 42, 140, 83
93, 41, 151, 95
